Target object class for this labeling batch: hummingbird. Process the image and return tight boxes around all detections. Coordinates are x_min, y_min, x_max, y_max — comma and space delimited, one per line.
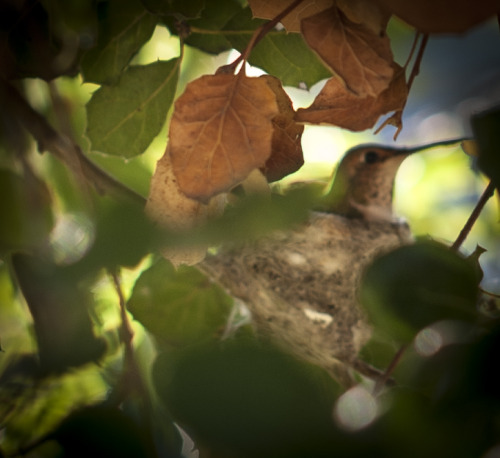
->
199, 141, 458, 385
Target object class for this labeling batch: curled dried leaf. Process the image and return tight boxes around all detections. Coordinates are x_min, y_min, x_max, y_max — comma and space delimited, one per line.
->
260, 75, 304, 182
295, 64, 408, 132
301, 6, 394, 98
247, 0, 335, 33
169, 73, 279, 202
146, 148, 225, 266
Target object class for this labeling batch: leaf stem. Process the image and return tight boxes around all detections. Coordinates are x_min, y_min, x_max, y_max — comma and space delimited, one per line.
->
224, 0, 306, 74
373, 344, 408, 395
451, 179, 495, 251
407, 33, 429, 92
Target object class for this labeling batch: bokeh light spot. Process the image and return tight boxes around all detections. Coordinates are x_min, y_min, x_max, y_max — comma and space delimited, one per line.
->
333, 386, 378, 431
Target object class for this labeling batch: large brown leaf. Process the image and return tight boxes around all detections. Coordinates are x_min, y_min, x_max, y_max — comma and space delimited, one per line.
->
295, 64, 408, 131
375, 0, 500, 33
301, 6, 394, 98
260, 75, 304, 182
169, 73, 279, 201
247, 0, 334, 33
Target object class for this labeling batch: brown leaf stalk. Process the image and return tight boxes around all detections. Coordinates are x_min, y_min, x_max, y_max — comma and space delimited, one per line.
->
223, 0, 307, 73
451, 179, 496, 251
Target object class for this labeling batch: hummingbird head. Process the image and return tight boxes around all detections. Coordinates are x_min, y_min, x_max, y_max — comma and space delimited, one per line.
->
321, 145, 413, 221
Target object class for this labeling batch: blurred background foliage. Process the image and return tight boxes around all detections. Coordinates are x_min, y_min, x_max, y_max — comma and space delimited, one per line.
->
0, 0, 500, 457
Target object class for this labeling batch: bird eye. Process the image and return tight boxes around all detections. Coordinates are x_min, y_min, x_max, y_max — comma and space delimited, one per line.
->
363, 150, 379, 164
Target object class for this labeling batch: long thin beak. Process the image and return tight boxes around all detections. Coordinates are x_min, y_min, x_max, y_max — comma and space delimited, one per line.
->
403, 138, 470, 155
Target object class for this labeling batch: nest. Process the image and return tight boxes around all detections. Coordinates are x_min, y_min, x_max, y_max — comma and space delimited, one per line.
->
199, 211, 412, 385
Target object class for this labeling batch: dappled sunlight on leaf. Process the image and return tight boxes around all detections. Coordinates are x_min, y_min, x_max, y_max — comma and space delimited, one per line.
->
86, 59, 179, 158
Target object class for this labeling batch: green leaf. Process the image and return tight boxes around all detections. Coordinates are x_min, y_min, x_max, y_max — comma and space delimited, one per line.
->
54, 405, 153, 458
360, 240, 480, 344
127, 259, 233, 346
164, 0, 244, 54
472, 105, 500, 191
224, 8, 331, 88
86, 59, 179, 158
194, 187, 316, 245
141, 0, 205, 18
78, 199, 161, 271
81, 0, 157, 84
153, 340, 340, 456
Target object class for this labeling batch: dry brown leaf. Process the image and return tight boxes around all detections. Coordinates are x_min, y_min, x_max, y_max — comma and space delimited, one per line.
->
260, 75, 304, 182
301, 6, 394, 98
169, 73, 280, 202
375, 0, 500, 33
247, 0, 334, 33
146, 147, 226, 266
295, 64, 408, 131
337, 0, 391, 35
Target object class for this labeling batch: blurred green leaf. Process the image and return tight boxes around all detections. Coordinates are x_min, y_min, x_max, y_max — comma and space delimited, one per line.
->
12, 254, 106, 373
190, 187, 316, 246
128, 259, 233, 346
472, 105, 500, 191
224, 8, 331, 88
53, 405, 154, 458
141, 0, 205, 18
0, 169, 53, 252
86, 59, 179, 158
78, 199, 160, 271
153, 339, 341, 457
81, 0, 157, 84
360, 240, 480, 344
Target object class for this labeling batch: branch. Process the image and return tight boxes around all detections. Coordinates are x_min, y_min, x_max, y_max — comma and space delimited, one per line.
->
451, 180, 495, 251
0, 79, 147, 207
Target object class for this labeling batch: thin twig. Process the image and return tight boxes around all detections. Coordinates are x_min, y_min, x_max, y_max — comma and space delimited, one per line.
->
403, 31, 422, 70
110, 270, 135, 359
407, 34, 429, 92
451, 180, 496, 251
0, 79, 146, 207
373, 344, 408, 395
222, 0, 306, 73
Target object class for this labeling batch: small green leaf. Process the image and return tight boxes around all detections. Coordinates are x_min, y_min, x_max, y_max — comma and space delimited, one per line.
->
224, 8, 331, 88
127, 259, 233, 346
81, 0, 157, 84
472, 106, 500, 191
164, 0, 244, 54
86, 59, 179, 158
360, 240, 480, 344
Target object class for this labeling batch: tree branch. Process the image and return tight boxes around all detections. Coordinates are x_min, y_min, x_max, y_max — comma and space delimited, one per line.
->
451, 180, 495, 251
0, 79, 147, 207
